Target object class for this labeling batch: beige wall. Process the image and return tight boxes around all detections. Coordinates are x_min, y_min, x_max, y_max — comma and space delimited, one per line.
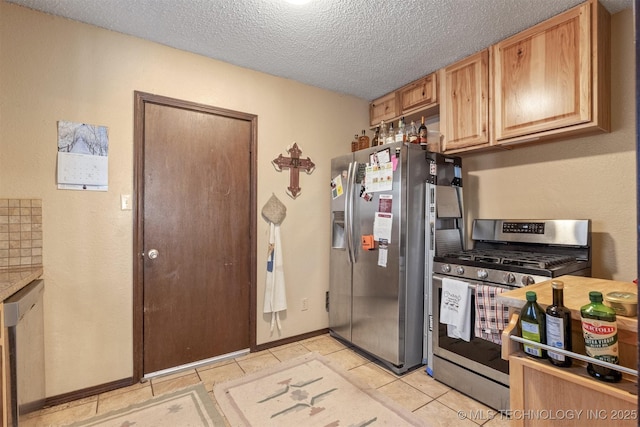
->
0, 2, 635, 399
462, 9, 636, 281
0, 2, 369, 397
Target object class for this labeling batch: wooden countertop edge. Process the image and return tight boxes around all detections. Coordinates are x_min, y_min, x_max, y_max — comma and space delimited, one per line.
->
497, 276, 638, 333
0, 266, 44, 301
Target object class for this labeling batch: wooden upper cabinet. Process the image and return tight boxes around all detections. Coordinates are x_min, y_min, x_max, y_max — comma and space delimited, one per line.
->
440, 50, 490, 153
492, 0, 610, 143
369, 92, 397, 127
369, 73, 438, 127
398, 73, 437, 114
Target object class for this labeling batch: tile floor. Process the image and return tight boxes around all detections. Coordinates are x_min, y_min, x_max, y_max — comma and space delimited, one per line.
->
23, 334, 512, 426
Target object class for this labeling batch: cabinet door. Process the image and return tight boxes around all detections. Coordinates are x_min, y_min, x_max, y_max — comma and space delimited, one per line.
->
509, 355, 637, 427
493, 2, 591, 141
440, 50, 490, 152
369, 92, 397, 127
399, 73, 437, 114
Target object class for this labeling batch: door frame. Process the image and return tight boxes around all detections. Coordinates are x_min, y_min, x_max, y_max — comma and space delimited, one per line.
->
132, 91, 258, 382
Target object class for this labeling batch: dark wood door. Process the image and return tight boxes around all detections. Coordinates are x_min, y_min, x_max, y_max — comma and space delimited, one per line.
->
133, 92, 257, 377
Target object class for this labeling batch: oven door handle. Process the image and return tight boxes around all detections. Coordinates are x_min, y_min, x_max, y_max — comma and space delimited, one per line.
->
433, 274, 522, 292
433, 275, 478, 291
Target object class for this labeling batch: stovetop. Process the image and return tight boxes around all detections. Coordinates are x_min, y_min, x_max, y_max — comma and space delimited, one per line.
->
433, 249, 591, 286
438, 248, 579, 270
432, 219, 592, 285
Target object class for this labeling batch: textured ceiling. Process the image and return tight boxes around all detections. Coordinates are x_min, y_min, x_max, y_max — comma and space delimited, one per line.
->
6, 0, 633, 100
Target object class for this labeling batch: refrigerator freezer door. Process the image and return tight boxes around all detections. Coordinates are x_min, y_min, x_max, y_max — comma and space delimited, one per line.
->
329, 154, 354, 342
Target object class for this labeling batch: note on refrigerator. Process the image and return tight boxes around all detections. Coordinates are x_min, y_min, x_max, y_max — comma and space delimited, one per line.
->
331, 174, 344, 199
373, 212, 393, 243
365, 162, 393, 193
378, 239, 388, 267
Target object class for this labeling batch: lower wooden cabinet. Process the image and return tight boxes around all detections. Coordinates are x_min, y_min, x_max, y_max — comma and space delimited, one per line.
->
509, 354, 637, 427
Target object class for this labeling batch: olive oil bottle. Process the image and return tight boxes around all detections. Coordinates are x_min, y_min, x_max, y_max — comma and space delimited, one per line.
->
580, 291, 622, 382
546, 281, 572, 367
520, 291, 546, 359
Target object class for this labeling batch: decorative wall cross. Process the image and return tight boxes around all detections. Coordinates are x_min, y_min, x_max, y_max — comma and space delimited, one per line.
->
272, 143, 315, 199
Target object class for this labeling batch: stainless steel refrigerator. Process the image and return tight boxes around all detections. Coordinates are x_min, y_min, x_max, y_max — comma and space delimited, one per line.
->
329, 142, 428, 374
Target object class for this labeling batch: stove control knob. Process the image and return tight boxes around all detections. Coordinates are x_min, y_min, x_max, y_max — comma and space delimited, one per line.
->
521, 275, 535, 286
504, 272, 516, 284
477, 269, 488, 279
441, 264, 451, 273
456, 266, 465, 275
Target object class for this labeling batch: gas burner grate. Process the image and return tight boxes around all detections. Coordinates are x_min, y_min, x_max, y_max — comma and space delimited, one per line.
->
441, 249, 578, 270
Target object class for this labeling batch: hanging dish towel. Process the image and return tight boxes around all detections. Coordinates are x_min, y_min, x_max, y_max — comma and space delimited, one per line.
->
440, 278, 472, 342
263, 222, 287, 333
474, 285, 510, 345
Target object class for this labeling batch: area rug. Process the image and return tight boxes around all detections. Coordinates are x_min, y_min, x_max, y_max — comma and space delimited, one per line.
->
68, 384, 226, 426
214, 352, 426, 426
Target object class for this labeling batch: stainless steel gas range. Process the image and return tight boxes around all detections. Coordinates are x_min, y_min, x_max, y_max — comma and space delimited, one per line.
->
430, 219, 591, 411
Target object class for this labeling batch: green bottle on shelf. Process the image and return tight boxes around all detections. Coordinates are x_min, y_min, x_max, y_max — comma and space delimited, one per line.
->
520, 291, 546, 359
580, 291, 622, 382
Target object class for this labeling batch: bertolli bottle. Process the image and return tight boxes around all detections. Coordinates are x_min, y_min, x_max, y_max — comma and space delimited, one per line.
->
580, 291, 622, 382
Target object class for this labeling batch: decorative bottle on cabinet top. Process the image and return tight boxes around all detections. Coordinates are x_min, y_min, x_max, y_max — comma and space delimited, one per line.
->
395, 117, 405, 143
351, 133, 359, 152
372, 126, 380, 147
386, 123, 395, 145
417, 116, 428, 146
358, 130, 370, 150
378, 121, 387, 146
408, 121, 418, 144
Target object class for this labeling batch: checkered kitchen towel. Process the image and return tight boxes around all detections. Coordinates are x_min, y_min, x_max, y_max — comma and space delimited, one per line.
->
474, 285, 510, 345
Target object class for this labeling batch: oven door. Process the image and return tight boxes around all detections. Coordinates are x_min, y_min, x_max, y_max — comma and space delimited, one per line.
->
432, 274, 513, 386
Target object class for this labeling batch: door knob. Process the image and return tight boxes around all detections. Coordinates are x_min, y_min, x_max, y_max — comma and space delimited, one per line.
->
147, 249, 159, 259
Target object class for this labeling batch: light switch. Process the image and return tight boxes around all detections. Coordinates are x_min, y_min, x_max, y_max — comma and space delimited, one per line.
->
121, 194, 132, 210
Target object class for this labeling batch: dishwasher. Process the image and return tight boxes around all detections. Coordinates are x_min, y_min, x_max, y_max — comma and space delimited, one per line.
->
4, 279, 45, 426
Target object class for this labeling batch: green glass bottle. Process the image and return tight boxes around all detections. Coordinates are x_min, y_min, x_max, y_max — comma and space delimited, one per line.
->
580, 291, 622, 382
546, 280, 572, 367
520, 291, 546, 359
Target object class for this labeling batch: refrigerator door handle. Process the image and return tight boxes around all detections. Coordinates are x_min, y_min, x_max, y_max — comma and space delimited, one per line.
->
347, 160, 358, 263
345, 161, 354, 264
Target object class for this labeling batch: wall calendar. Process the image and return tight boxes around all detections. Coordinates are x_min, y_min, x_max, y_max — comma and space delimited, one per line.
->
56, 120, 109, 191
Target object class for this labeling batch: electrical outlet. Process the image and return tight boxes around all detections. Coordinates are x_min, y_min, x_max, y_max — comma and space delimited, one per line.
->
302, 298, 309, 311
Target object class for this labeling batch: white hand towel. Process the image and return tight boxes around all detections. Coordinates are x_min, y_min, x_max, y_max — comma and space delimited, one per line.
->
263, 223, 287, 333
440, 278, 472, 342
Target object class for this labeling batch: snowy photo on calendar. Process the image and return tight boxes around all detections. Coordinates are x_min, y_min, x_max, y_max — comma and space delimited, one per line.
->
57, 121, 109, 191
